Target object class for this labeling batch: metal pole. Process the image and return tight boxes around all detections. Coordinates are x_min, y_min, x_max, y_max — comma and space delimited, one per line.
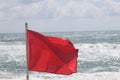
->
25, 23, 29, 80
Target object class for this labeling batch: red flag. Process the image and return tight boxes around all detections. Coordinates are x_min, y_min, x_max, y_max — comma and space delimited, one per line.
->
27, 30, 78, 75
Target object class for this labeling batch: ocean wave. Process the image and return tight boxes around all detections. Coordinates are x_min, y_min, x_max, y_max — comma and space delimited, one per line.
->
1, 72, 120, 80
74, 43, 120, 73
0, 43, 120, 79
75, 43, 120, 60
0, 33, 25, 42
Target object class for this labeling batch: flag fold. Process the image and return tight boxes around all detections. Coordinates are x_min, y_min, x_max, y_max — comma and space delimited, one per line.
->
27, 30, 78, 75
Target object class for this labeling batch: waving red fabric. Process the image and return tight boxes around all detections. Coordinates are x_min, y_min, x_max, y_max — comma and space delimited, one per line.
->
27, 30, 78, 75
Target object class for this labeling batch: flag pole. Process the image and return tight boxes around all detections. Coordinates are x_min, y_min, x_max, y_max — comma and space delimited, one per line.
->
25, 23, 29, 80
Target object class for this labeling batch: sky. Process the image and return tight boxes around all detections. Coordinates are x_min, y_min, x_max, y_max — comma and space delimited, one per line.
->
0, 0, 120, 33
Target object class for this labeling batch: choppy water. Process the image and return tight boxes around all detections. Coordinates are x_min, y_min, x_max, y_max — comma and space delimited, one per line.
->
0, 30, 120, 80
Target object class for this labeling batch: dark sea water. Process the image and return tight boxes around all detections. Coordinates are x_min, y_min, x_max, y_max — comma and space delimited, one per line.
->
0, 30, 120, 80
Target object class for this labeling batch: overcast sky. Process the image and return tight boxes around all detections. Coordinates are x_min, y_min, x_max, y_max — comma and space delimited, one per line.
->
0, 0, 120, 33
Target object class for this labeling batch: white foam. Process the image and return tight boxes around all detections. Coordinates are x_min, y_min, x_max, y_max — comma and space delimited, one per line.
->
0, 44, 25, 55
1, 43, 120, 60
75, 43, 120, 61
0, 43, 120, 80
1, 72, 120, 80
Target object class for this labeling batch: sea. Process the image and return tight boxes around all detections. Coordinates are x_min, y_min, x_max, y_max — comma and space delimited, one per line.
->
0, 30, 120, 80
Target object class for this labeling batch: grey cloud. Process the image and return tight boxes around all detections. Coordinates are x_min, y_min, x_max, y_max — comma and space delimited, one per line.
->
0, 0, 120, 21
19, 0, 42, 4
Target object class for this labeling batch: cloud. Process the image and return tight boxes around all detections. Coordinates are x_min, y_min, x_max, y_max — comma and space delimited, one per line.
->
0, 0, 120, 21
